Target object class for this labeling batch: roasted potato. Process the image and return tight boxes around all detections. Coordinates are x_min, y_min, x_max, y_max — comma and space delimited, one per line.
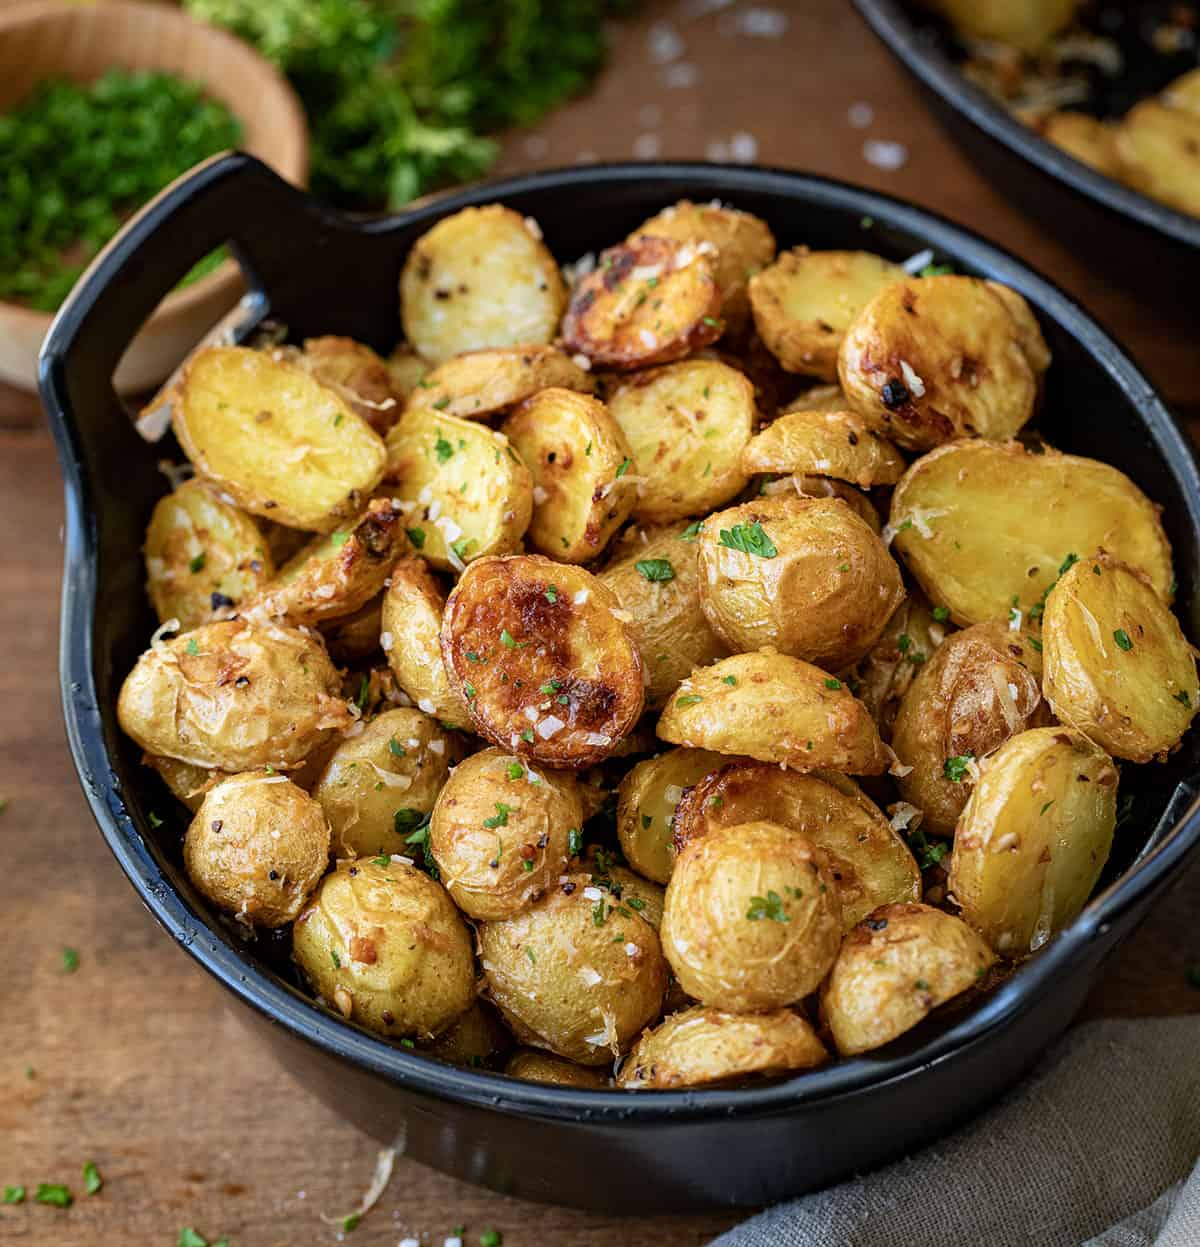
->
889, 441, 1173, 625
1115, 101, 1200, 218
144, 753, 219, 813
661, 821, 842, 1011
117, 619, 352, 771
821, 903, 997, 1055
419, 999, 513, 1069
1040, 112, 1123, 179
320, 595, 384, 665
782, 383, 851, 414
441, 556, 645, 767
293, 857, 476, 1040
1042, 557, 1198, 762
505, 1049, 610, 1088
984, 281, 1052, 377
657, 651, 891, 775
773, 472, 883, 534
173, 346, 387, 532
595, 863, 666, 932
749, 249, 907, 380
385, 345, 430, 404
741, 408, 906, 489
500, 388, 637, 562
838, 277, 1043, 451
853, 592, 947, 738
604, 359, 756, 524
927, 0, 1078, 53
1164, 67, 1200, 115
400, 205, 566, 363
384, 408, 533, 572
288, 336, 400, 435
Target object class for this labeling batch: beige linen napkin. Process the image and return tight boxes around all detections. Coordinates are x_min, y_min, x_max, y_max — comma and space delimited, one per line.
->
713, 1016, 1200, 1247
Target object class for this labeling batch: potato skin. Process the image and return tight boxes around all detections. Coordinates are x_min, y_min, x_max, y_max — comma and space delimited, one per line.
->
930, 0, 1078, 53
430, 747, 582, 921
1115, 101, 1200, 218
505, 1049, 610, 1088
618, 1005, 827, 1090
385, 345, 431, 404
144, 753, 220, 813
418, 999, 513, 1069
821, 903, 996, 1056
184, 772, 331, 927
1040, 112, 1123, 179
662, 821, 842, 1011
291, 336, 400, 435
741, 408, 906, 489
697, 496, 905, 671
117, 620, 353, 771
320, 594, 384, 665
853, 592, 946, 740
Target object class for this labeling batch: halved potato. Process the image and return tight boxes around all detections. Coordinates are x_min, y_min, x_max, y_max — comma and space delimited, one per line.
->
400, 205, 565, 363
505, 1049, 610, 1088
741, 408, 906, 488
173, 345, 387, 532
441, 556, 645, 768
605, 359, 756, 524
948, 727, 1119, 954
889, 441, 1173, 625
288, 336, 400, 435
501, 388, 636, 562
782, 384, 851, 414
320, 594, 384, 665
749, 249, 907, 380
766, 473, 883, 534
1040, 112, 1123, 179
1042, 557, 1198, 762
928, 0, 1078, 53
144, 753, 220, 813
656, 651, 891, 775
1115, 101, 1200, 217
561, 235, 723, 369
1163, 67, 1200, 115
385, 345, 431, 403
384, 408, 533, 572
419, 1000, 513, 1069
853, 592, 947, 739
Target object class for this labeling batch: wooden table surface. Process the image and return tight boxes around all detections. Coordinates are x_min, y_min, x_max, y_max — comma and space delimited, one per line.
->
2, 2, 1199, 1244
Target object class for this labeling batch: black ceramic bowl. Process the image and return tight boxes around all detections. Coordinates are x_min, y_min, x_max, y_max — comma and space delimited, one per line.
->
39, 153, 1200, 1212
854, 0, 1200, 303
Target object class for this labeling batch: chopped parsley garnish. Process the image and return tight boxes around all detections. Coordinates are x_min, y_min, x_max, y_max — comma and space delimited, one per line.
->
451, 536, 474, 559
1113, 628, 1133, 651
61, 947, 79, 973
500, 628, 517, 649
568, 827, 582, 855
680, 520, 702, 541
522, 859, 534, 872
824, 677, 842, 690
371, 856, 391, 868
745, 890, 789, 923
641, 813, 652, 829
914, 979, 930, 991
506, 762, 524, 780
480, 1230, 503, 1247
722, 675, 737, 686
393, 808, 427, 835
1040, 800, 1055, 815
615, 458, 632, 478
526, 948, 536, 964
701, 315, 719, 327
943, 754, 972, 783
838, 562, 851, 572
3, 1186, 25, 1204
147, 811, 164, 829
1174, 689, 1191, 707
592, 898, 608, 926
188, 552, 206, 573
626, 896, 646, 912
466, 651, 483, 664
464, 682, 477, 700
932, 605, 950, 622
432, 396, 450, 410
483, 803, 511, 829
1059, 552, 1079, 576
520, 728, 534, 743
544, 585, 558, 603
919, 263, 954, 277
718, 522, 777, 558
330, 530, 350, 548
1029, 637, 1043, 653
904, 828, 949, 871
435, 436, 454, 462
635, 558, 675, 582
406, 526, 426, 549
388, 737, 406, 757
35, 1183, 73, 1208
897, 634, 912, 654
185, 638, 200, 656
331, 949, 341, 968
539, 679, 562, 694
676, 694, 703, 707
82, 1161, 102, 1196
342, 1213, 361, 1231
178, 1229, 228, 1247
404, 815, 438, 877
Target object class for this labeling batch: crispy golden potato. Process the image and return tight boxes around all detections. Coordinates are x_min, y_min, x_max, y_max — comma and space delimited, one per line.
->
504, 1049, 610, 1088
385, 345, 431, 404
599, 525, 728, 708
380, 558, 472, 730
501, 388, 637, 562
430, 747, 582, 921
478, 875, 668, 1064
783, 383, 851, 414
630, 200, 776, 336
1115, 101, 1200, 218
258, 517, 310, 567
117, 620, 352, 771
741, 408, 906, 488
821, 903, 997, 1055
1163, 67, 1200, 115
384, 408, 533, 573
662, 821, 842, 1010
771, 473, 883, 534
561, 236, 723, 370
289, 336, 400, 435
892, 622, 1049, 836
983, 281, 1052, 376
929, 0, 1078, 53
1040, 112, 1123, 180
293, 857, 476, 1040
405, 346, 595, 422
419, 1000, 513, 1068
400, 205, 566, 363
320, 594, 384, 665
949, 727, 1118, 954
616, 747, 728, 884
173, 346, 387, 532
144, 753, 220, 813
889, 441, 1173, 625
1042, 558, 1198, 762
838, 277, 1040, 451
183, 771, 330, 927
853, 593, 947, 739
657, 651, 891, 774
602, 864, 666, 931
750, 249, 907, 380
311, 708, 456, 859
697, 496, 905, 671
441, 556, 644, 768
672, 763, 920, 927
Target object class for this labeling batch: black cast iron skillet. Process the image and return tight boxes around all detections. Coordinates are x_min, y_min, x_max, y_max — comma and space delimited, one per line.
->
854, 0, 1200, 305
38, 153, 1200, 1212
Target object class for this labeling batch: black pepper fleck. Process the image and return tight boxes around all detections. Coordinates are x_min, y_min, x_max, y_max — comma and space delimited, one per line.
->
881, 379, 909, 409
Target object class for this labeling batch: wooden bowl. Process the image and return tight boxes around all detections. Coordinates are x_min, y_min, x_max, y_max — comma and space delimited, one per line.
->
0, 1, 308, 393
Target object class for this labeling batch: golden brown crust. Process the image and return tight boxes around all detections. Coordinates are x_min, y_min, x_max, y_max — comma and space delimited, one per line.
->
741, 408, 906, 488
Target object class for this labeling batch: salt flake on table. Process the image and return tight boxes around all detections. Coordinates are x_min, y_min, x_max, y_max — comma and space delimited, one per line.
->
729, 132, 758, 163
848, 101, 875, 128
633, 132, 663, 159
648, 21, 685, 63
722, 6, 790, 37
663, 62, 700, 88
863, 138, 909, 171
523, 134, 549, 160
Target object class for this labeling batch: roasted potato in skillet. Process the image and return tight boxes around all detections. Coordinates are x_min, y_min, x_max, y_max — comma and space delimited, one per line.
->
927, 0, 1078, 54
385, 345, 430, 404
853, 591, 947, 738
419, 1000, 513, 1069
144, 753, 219, 812
742, 407, 906, 489
285, 336, 400, 435
1115, 101, 1200, 219
767, 472, 884, 534
320, 595, 384, 665
1039, 113, 1123, 180
505, 1049, 610, 1088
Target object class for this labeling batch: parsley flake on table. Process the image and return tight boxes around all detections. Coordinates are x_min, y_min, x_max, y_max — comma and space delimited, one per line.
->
718, 522, 777, 557
82, 1161, 102, 1196
2, 1186, 24, 1205
35, 1183, 72, 1208
746, 891, 789, 923
60, 947, 79, 973
480, 1230, 503, 1247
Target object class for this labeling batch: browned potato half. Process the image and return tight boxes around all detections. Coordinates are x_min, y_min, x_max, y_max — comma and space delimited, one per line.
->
657, 651, 891, 775
258, 518, 310, 567
821, 903, 996, 1056
478, 875, 668, 1064
892, 621, 1048, 835
604, 359, 756, 524
293, 857, 476, 1040
599, 864, 666, 932
561, 235, 722, 370
838, 277, 1039, 451
661, 821, 842, 1011
889, 441, 1173, 625
853, 593, 947, 739
385, 345, 430, 403
320, 595, 384, 665
505, 1049, 610, 1088
672, 763, 920, 927
501, 388, 637, 562
419, 1000, 513, 1069
173, 346, 387, 532
741, 408, 906, 489
380, 558, 472, 730
782, 383, 851, 414
928, 0, 1078, 53
1115, 101, 1200, 217
311, 708, 456, 859
117, 619, 352, 771
430, 747, 582, 921
290, 336, 400, 435
441, 556, 645, 768
1164, 67, 1200, 114
1041, 112, 1123, 179
400, 205, 566, 363
405, 346, 594, 422
183, 771, 330, 927
1043, 558, 1198, 762
144, 478, 275, 629
697, 496, 905, 671
144, 753, 219, 813
749, 249, 907, 380
984, 281, 1052, 376
949, 727, 1118, 954
769, 473, 883, 534
599, 525, 728, 708
384, 408, 533, 572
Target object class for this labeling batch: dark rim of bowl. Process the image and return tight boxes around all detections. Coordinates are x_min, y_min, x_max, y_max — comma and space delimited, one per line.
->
51, 158, 1200, 1124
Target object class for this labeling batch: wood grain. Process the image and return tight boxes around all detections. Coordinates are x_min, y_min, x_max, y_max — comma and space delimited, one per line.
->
1, 3, 1198, 1244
